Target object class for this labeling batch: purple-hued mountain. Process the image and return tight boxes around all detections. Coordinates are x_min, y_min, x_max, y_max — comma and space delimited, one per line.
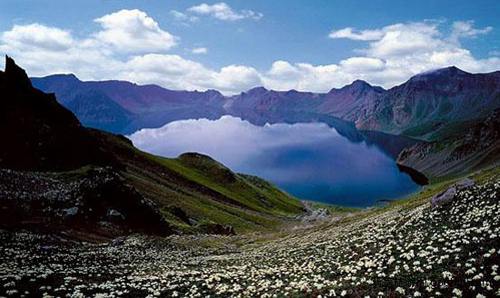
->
318, 80, 385, 122
31, 66, 500, 136
31, 66, 500, 179
354, 67, 500, 133
32, 74, 226, 133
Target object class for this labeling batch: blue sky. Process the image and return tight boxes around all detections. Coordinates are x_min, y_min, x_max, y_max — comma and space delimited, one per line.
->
0, 0, 499, 94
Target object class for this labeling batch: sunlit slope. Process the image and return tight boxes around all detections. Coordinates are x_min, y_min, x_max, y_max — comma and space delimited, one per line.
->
92, 130, 304, 233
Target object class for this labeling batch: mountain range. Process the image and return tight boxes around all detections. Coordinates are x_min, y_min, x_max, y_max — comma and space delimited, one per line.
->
32, 66, 500, 180
32, 66, 500, 135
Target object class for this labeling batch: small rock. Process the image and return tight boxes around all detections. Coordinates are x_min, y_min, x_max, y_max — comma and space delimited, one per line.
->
111, 237, 125, 246
64, 207, 78, 217
107, 209, 124, 220
303, 208, 331, 222
98, 221, 112, 227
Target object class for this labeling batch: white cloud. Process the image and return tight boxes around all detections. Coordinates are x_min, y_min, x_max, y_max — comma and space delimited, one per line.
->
170, 10, 200, 24
116, 54, 262, 94
1, 24, 74, 51
187, 3, 263, 21
264, 61, 341, 92
0, 15, 498, 95
0, 23, 120, 78
191, 47, 208, 54
450, 20, 492, 42
339, 57, 385, 72
94, 9, 178, 52
320, 21, 500, 89
329, 27, 384, 41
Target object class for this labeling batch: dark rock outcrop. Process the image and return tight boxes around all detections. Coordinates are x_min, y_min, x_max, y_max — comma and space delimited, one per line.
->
447, 108, 500, 162
0, 57, 173, 237
0, 167, 173, 237
0, 56, 115, 171
396, 164, 429, 185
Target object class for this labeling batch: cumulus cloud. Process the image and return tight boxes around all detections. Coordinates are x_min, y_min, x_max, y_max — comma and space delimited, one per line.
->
187, 2, 263, 21
0, 23, 120, 78
263, 61, 341, 92
191, 47, 208, 54
0, 15, 498, 94
116, 54, 262, 94
313, 20, 499, 89
94, 9, 178, 52
1, 24, 74, 52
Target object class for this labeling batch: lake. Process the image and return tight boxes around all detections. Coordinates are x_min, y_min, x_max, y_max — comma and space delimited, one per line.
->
129, 115, 419, 207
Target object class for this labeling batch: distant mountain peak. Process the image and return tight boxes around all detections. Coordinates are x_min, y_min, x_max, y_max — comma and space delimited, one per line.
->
331, 79, 384, 94
246, 86, 269, 94
351, 79, 371, 86
46, 73, 80, 81
412, 66, 470, 80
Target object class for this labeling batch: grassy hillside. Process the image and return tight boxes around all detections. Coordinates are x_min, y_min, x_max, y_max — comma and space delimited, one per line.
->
90, 130, 304, 233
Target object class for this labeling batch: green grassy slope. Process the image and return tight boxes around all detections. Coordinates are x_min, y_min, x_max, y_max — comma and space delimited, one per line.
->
397, 108, 500, 180
90, 130, 304, 233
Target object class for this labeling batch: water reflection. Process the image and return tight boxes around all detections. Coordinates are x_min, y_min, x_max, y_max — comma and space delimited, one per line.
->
129, 116, 419, 207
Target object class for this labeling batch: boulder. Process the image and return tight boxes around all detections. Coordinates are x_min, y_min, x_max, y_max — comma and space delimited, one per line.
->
431, 178, 475, 206
454, 178, 475, 190
111, 237, 125, 246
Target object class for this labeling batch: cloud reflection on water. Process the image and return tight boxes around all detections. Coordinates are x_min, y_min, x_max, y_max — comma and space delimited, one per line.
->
129, 116, 418, 206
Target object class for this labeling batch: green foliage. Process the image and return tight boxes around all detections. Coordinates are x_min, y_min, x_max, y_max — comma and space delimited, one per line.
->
106, 140, 305, 233
428, 119, 479, 141
402, 121, 440, 138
